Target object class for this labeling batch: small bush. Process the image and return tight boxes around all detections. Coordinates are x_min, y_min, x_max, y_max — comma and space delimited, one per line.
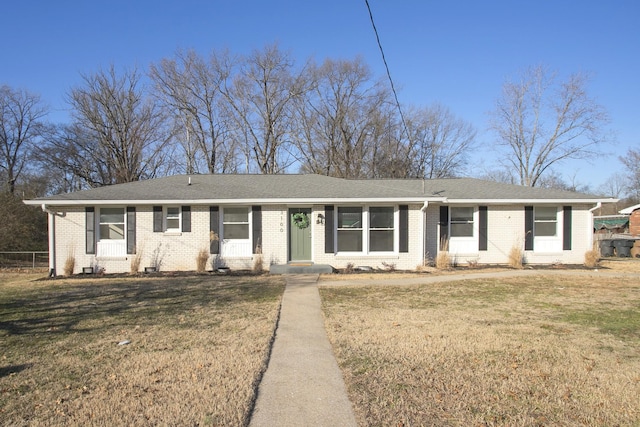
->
508, 245, 524, 269
381, 261, 396, 272
130, 249, 142, 274
436, 251, 451, 270
63, 255, 75, 276
344, 262, 355, 274
584, 249, 600, 268
196, 248, 209, 273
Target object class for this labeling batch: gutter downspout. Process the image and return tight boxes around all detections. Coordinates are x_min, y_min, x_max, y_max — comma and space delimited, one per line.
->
420, 201, 429, 267
588, 202, 602, 252
41, 204, 56, 277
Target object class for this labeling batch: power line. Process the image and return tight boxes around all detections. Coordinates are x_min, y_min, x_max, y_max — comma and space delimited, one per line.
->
364, 0, 410, 144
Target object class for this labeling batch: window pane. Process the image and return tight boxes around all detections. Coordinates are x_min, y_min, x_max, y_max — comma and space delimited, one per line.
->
451, 207, 473, 222
370, 207, 394, 228
338, 207, 362, 228
536, 222, 556, 236
224, 207, 248, 223
166, 218, 179, 230
337, 230, 362, 251
535, 207, 557, 221
370, 230, 394, 251
451, 223, 474, 237
224, 224, 249, 239
100, 208, 124, 223
167, 207, 179, 218
100, 223, 124, 240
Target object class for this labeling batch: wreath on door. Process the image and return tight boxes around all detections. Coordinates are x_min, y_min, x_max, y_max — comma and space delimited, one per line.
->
293, 212, 310, 229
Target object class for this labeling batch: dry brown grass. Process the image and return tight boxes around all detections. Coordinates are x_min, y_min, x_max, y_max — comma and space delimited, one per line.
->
196, 248, 209, 273
321, 274, 640, 426
435, 251, 451, 270
63, 254, 76, 276
584, 249, 600, 268
0, 273, 284, 426
130, 249, 142, 274
508, 244, 524, 269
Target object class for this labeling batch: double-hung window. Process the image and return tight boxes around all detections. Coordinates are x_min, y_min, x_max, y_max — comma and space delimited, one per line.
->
166, 207, 180, 232
450, 207, 474, 237
535, 207, 557, 236
336, 206, 396, 253
223, 207, 250, 239
369, 207, 394, 252
97, 207, 126, 257
100, 208, 125, 240
337, 207, 363, 252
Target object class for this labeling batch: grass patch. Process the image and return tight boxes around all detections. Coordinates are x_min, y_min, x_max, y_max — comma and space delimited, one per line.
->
0, 272, 284, 426
562, 307, 640, 341
320, 274, 640, 426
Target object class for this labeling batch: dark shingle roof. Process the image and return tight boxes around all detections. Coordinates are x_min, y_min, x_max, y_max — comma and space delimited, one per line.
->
26, 174, 611, 205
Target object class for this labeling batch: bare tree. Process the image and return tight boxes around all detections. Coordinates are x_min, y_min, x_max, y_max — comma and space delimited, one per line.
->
405, 104, 477, 179
489, 66, 610, 187
55, 65, 173, 187
223, 43, 308, 174
620, 148, 640, 201
292, 57, 392, 178
150, 49, 238, 174
0, 85, 47, 193
598, 172, 627, 199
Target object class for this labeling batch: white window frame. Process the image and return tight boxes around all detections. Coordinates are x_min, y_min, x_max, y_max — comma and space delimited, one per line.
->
533, 206, 562, 253
369, 206, 396, 253
221, 206, 252, 257
450, 206, 475, 238
97, 207, 127, 257
165, 206, 181, 233
448, 206, 478, 255
534, 206, 558, 237
336, 205, 398, 255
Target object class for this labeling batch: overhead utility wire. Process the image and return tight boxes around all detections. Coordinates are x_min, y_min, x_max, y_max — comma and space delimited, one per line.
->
364, 0, 411, 144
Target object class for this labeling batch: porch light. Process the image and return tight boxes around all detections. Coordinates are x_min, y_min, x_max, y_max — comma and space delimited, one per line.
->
316, 213, 325, 225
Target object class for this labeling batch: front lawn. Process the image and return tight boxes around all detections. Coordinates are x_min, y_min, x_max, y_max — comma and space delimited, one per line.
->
0, 273, 284, 426
321, 273, 640, 426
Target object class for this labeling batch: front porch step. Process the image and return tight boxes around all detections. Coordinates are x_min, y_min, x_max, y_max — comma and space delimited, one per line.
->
269, 263, 334, 275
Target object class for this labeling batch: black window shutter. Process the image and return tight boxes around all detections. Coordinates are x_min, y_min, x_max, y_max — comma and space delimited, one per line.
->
324, 205, 334, 253
210, 206, 220, 254
181, 206, 191, 232
153, 206, 163, 232
563, 206, 572, 250
479, 206, 488, 251
127, 207, 136, 254
86, 207, 95, 254
399, 205, 409, 253
524, 206, 534, 250
439, 206, 449, 246
252, 206, 262, 253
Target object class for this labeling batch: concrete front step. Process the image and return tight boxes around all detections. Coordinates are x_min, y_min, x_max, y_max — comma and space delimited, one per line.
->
269, 263, 334, 275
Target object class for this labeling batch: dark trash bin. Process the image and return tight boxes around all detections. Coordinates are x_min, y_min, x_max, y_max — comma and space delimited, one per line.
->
613, 239, 634, 257
599, 239, 614, 257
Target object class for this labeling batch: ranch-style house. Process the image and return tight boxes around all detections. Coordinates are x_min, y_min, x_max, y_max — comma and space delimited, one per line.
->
24, 174, 615, 275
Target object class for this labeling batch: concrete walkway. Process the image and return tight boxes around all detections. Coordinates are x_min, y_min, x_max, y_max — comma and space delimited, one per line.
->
249, 275, 357, 427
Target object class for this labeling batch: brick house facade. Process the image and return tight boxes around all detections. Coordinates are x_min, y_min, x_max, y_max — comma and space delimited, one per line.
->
25, 174, 616, 275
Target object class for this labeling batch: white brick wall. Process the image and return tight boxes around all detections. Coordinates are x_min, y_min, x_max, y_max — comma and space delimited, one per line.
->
48, 202, 595, 275
426, 204, 594, 266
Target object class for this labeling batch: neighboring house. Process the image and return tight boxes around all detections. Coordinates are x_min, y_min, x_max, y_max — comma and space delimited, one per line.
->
619, 204, 640, 236
24, 174, 615, 275
593, 215, 629, 235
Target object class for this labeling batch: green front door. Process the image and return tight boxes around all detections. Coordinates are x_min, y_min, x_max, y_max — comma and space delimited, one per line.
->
289, 208, 312, 261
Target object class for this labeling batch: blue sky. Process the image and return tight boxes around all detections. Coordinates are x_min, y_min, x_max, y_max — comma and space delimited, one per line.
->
2, 0, 638, 190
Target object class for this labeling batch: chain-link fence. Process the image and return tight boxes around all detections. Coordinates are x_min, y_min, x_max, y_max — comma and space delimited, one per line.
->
0, 252, 49, 269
